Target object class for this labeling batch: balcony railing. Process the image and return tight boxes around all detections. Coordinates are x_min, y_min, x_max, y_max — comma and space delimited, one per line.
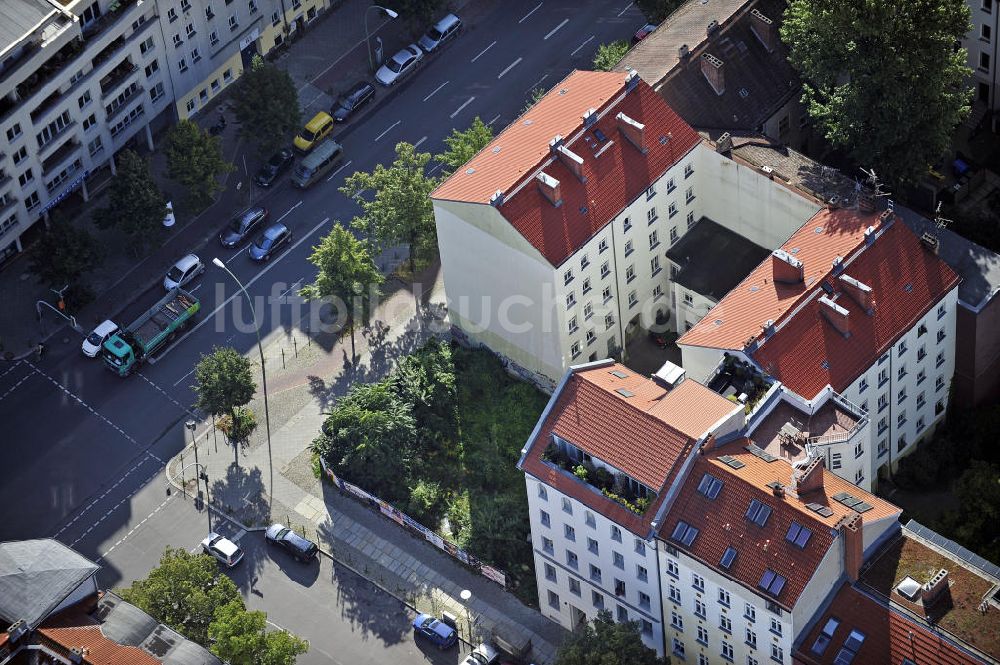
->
101, 61, 138, 98
81, 0, 141, 40
42, 138, 82, 176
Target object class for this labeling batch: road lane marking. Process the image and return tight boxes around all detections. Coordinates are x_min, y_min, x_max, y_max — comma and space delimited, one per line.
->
545, 18, 569, 40
279, 279, 302, 298
172, 365, 198, 388
96, 490, 175, 562
374, 120, 401, 142
470, 40, 496, 63
0, 361, 24, 381
189, 284, 203, 293
519, 3, 542, 24
497, 58, 522, 79
326, 159, 353, 181
525, 74, 549, 94
428, 163, 444, 175
0, 367, 33, 402
414, 136, 428, 149
423, 81, 448, 102
136, 371, 197, 415
275, 201, 303, 225
617, 1, 634, 17
158, 218, 330, 362
450, 96, 476, 118
571, 35, 595, 56
488, 113, 501, 126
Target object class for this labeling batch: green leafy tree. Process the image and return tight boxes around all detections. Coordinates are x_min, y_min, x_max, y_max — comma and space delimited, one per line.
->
165, 119, 234, 209
193, 347, 257, 444
781, 0, 972, 187
437, 116, 493, 176
232, 55, 301, 158
118, 547, 242, 646
390, 338, 457, 457
522, 87, 548, 114
93, 150, 166, 256
554, 610, 667, 665
300, 223, 384, 363
391, 0, 443, 22
209, 600, 309, 665
28, 215, 103, 287
593, 40, 630, 72
340, 142, 437, 272
635, 0, 682, 23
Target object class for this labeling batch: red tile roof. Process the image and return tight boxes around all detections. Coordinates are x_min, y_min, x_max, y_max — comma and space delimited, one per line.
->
753, 219, 960, 398
660, 441, 899, 609
433, 70, 702, 267
796, 583, 986, 665
38, 622, 160, 665
678, 207, 884, 351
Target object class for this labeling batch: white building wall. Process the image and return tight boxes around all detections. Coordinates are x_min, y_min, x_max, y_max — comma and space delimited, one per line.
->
962, 0, 1000, 111
525, 475, 665, 656
672, 281, 718, 335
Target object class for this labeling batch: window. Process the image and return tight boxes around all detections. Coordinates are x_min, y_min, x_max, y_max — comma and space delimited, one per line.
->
697, 625, 709, 644
936, 351, 945, 368
983, 23, 992, 41
936, 375, 946, 391
12, 146, 27, 165
582, 277, 592, 295
897, 364, 907, 380
173, 33, 183, 47
590, 564, 602, 583
6, 124, 22, 142
653, 284, 663, 298
649, 230, 659, 249
540, 510, 550, 527
564, 524, 576, 541
82, 114, 97, 131
610, 525, 622, 542
877, 438, 887, 458
623, 216, 632, 232
858, 376, 868, 393
854, 441, 864, 459
916, 415, 926, 432
87, 136, 103, 157
626, 265, 635, 283
568, 317, 578, 334
561, 497, 572, 514
832, 452, 842, 469
687, 210, 696, 228
206, 4, 216, 19
602, 287, 612, 305
937, 303, 946, 320
671, 612, 684, 630
168, 7, 178, 22
833, 629, 865, 664
981, 51, 991, 71
584, 510, 595, 528
684, 163, 694, 177
145, 60, 160, 77
566, 292, 576, 309
178, 57, 188, 73
937, 328, 947, 343
670, 521, 699, 546
719, 588, 731, 606
272, 10, 281, 26
249, 0, 258, 13
580, 253, 590, 270
537, 484, 548, 500
616, 605, 628, 622
18, 169, 34, 187
36, 110, 72, 148
746, 627, 757, 648
897, 434, 907, 452
770, 644, 783, 663
24, 191, 40, 211
548, 590, 559, 609
140, 36, 155, 54
897, 387, 906, 405
637, 564, 648, 582
624, 239, 634, 256
668, 201, 678, 218
613, 552, 624, 569
720, 614, 732, 633
599, 238, 609, 253
542, 536, 553, 554
722, 640, 734, 661
563, 269, 574, 285
593, 590, 605, 608
223, 68, 233, 83
692, 573, 705, 592
669, 584, 681, 603
770, 618, 782, 636
78, 91, 92, 109
587, 537, 598, 554
759, 570, 786, 597
186, 98, 196, 113
186, 23, 196, 37
647, 207, 657, 223
685, 187, 694, 203
917, 368, 926, 385
639, 590, 650, 609
670, 226, 679, 244
645, 184, 656, 200
916, 391, 926, 410
586, 330, 596, 346
697, 473, 723, 499
628, 290, 638, 308
600, 262, 610, 279
878, 367, 889, 387
566, 550, 578, 569
544, 562, 556, 582
667, 558, 679, 578
878, 393, 888, 412
229, 14, 239, 29
897, 410, 907, 428
746, 499, 772, 527
210, 31, 219, 46
569, 577, 581, 596
786, 522, 813, 548
191, 48, 201, 63
917, 345, 927, 362
745, 603, 756, 622
640, 619, 652, 636
985, 0, 994, 13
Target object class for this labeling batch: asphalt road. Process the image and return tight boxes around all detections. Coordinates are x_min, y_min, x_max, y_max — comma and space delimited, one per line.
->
1, 0, 641, 657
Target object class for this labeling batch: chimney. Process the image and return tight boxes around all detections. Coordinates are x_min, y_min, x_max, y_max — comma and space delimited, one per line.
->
920, 231, 940, 255
489, 190, 504, 207
70, 648, 84, 664
700, 53, 725, 95
793, 457, 825, 494
819, 296, 851, 337
831, 256, 844, 275
536, 172, 562, 207
616, 112, 646, 154
838, 512, 863, 582
716, 132, 733, 154
749, 9, 777, 52
625, 68, 641, 92
921, 568, 950, 604
582, 108, 598, 128
771, 249, 804, 284
864, 225, 877, 246
838, 274, 874, 314
678, 44, 690, 59
707, 19, 720, 36
555, 144, 586, 182
771, 482, 785, 499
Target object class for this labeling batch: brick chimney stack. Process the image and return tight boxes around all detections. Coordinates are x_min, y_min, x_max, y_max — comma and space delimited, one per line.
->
749, 9, 777, 52
837, 512, 864, 582
616, 112, 646, 154
838, 274, 874, 315
793, 458, 825, 495
536, 172, 562, 207
771, 249, 804, 284
819, 296, 851, 337
555, 144, 586, 182
700, 53, 725, 95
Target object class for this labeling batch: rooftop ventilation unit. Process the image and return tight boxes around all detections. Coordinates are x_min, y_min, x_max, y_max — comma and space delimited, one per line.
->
895, 576, 922, 601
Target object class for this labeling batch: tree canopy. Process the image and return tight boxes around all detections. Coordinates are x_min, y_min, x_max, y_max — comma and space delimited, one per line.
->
93, 149, 166, 256
232, 56, 301, 158
28, 215, 103, 287
436, 117, 493, 176
593, 41, 630, 72
194, 347, 257, 445
554, 611, 667, 665
341, 142, 438, 272
634, 0, 682, 23
781, 0, 972, 187
209, 601, 309, 665
165, 119, 234, 209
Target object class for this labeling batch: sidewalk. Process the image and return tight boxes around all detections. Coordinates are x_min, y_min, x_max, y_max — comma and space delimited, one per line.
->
168, 263, 567, 664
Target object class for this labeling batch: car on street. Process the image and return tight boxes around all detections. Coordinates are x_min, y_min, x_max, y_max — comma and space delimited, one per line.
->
265, 523, 319, 562
633, 22, 659, 43
201, 533, 244, 567
460, 642, 500, 665
163, 253, 205, 290
332, 81, 376, 122
412, 613, 457, 649
254, 148, 294, 187
375, 44, 424, 86
220, 206, 269, 248
293, 111, 335, 153
418, 13, 462, 54
248, 222, 292, 262
82, 320, 119, 357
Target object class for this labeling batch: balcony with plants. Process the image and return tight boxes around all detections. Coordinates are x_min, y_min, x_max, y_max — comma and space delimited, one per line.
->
709, 353, 776, 415
542, 437, 655, 515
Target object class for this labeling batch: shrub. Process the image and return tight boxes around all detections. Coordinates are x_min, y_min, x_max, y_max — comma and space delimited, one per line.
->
407, 480, 445, 527
573, 465, 589, 481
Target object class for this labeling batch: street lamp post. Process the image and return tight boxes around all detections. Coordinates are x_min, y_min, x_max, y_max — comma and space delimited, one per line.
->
459, 589, 473, 642
364, 5, 399, 72
212, 257, 273, 518
186, 420, 200, 499
171, 462, 212, 532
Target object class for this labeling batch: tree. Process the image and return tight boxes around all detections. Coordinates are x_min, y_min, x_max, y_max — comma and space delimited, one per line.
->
781, 0, 972, 187
209, 601, 309, 665
593, 41, 630, 72
193, 347, 257, 444
390, 338, 457, 457
93, 150, 166, 256
635, 0, 682, 23
436, 116, 493, 176
232, 56, 301, 158
340, 142, 437, 273
165, 119, 234, 209
300, 223, 384, 363
391, 0, 443, 23
118, 547, 242, 646
28, 215, 103, 287
522, 87, 548, 114
554, 611, 667, 665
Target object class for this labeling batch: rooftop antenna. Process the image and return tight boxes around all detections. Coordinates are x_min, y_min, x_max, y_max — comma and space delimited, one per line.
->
933, 201, 953, 232
858, 167, 890, 212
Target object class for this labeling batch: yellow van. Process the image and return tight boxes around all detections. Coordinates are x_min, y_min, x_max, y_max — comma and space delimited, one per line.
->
293, 112, 335, 153
292, 139, 344, 189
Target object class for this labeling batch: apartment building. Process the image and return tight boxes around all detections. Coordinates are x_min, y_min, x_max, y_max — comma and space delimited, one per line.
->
518, 360, 743, 655
962, 0, 999, 127
0, 0, 328, 268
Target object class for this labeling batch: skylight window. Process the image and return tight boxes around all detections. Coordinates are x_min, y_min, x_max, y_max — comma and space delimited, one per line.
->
616, 388, 635, 398
745, 499, 772, 527
610, 370, 629, 378
810, 616, 840, 655
785, 521, 813, 548
758, 569, 786, 597
832, 629, 865, 664
670, 521, 699, 547
697, 473, 723, 499
719, 547, 737, 569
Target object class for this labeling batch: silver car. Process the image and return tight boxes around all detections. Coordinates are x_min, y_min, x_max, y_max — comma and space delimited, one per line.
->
163, 253, 204, 290
375, 44, 424, 86
418, 14, 462, 53
201, 532, 244, 567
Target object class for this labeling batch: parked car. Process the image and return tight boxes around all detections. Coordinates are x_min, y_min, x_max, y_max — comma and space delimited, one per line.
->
375, 45, 424, 86
163, 253, 205, 290
254, 148, 294, 187
248, 222, 292, 262
418, 13, 462, 53
460, 642, 500, 665
220, 206, 269, 248
201, 533, 244, 567
412, 613, 458, 649
82, 319, 119, 357
332, 81, 376, 122
632, 22, 658, 43
293, 111, 335, 153
265, 523, 318, 562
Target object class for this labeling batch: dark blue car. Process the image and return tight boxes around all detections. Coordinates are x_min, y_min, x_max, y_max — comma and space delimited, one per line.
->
248, 222, 292, 262
412, 613, 457, 649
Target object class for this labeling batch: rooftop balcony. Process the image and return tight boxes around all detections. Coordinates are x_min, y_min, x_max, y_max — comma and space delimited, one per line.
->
0, 14, 76, 93
708, 354, 775, 414
542, 438, 656, 515
747, 391, 867, 465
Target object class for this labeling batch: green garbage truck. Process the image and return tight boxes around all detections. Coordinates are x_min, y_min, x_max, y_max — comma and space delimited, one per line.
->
102, 288, 200, 376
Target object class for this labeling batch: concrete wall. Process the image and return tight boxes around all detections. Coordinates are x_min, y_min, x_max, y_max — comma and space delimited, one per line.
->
954, 295, 1000, 407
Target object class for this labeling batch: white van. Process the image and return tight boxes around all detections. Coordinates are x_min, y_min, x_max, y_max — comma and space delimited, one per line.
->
292, 139, 343, 189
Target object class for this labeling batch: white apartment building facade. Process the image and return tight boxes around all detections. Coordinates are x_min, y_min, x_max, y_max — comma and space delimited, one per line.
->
963, 0, 999, 121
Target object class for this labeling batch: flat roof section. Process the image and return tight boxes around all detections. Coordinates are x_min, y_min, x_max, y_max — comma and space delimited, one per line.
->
0, 0, 56, 58
666, 217, 770, 301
